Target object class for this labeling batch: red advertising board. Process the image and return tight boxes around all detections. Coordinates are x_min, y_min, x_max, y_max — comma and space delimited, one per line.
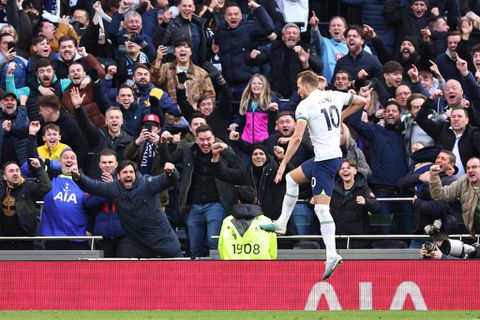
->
0, 260, 476, 310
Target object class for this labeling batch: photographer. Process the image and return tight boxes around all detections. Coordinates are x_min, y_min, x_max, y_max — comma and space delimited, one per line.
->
420, 232, 478, 259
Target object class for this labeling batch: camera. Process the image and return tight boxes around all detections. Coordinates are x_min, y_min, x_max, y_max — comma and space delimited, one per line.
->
166, 46, 174, 54
424, 241, 437, 254
424, 219, 442, 235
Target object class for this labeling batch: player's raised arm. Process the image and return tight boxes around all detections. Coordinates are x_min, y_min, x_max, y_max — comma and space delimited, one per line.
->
341, 94, 367, 120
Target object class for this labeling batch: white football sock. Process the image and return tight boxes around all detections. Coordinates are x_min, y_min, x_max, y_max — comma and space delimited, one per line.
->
315, 204, 337, 260
276, 174, 298, 229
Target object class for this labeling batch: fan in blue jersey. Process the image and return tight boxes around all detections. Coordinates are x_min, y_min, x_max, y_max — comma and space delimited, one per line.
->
40, 148, 91, 250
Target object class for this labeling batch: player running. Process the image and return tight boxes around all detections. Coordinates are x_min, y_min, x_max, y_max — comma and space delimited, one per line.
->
261, 70, 367, 280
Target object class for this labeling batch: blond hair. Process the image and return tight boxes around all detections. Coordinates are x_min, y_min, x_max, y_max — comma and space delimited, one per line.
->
239, 74, 272, 116
340, 122, 351, 146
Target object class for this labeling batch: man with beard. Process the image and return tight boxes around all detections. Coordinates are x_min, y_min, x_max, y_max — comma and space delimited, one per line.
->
53, 35, 106, 80
131, 64, 181, 129
229, 111, 313, 166
72, 160, 183, 258
248, 22, 322, 99
334, 25, 382, 84
363, 24, 432, 75
350, 100, 412, 235
310, 13, 372, 84
0, 158, 51, 249
7, 58, 62, 121
61, 62, 112, 128
0, 93, 29, 167
160, 124, 241, 258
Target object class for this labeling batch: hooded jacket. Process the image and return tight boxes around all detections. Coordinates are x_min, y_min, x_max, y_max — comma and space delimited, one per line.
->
218, 203, 277, 260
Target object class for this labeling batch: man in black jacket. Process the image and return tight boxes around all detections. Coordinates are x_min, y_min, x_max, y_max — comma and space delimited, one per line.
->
73, 160, 182, 258
248, 22, 322, 98
416, 102, 480, 178
0, 158, 51, 249
73, 105, 133, 178
160, 124, 241, 258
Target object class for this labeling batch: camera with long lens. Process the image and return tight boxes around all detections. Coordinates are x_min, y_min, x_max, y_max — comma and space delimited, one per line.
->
439, 239, 477, 258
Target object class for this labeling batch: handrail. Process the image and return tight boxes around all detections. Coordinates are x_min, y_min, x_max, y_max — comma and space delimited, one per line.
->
0, 236, 103, 250
34, 197, 415, 206
211, 234, 480, 249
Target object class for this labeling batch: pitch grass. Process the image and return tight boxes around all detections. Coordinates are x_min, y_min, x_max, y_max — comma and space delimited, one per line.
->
0, 311, 479, 320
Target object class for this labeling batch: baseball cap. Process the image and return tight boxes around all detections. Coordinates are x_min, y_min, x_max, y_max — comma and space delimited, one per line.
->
143, 114, 160, 125
1, 91, 16, 100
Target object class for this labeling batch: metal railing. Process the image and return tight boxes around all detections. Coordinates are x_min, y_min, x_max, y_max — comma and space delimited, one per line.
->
211, 234, 479, 250
0, 236, 103, 250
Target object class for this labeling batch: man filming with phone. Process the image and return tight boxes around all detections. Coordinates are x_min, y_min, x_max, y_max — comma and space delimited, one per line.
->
0, 33, 27, 90
124, 114, 162, 176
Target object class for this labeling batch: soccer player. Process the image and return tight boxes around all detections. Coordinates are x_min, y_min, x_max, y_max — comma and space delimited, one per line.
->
261, 70, 366, 279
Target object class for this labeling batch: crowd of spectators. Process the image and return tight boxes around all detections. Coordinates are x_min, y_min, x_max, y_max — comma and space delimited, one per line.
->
0, 0, 479, 257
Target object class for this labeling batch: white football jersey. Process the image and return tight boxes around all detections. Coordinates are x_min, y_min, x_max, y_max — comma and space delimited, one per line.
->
295, 89, 353, 161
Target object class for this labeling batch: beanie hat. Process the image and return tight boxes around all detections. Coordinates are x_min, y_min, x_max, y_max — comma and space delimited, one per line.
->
401, 36, 419, 51
251, 144, 269, 156
410, 0, 428, 6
